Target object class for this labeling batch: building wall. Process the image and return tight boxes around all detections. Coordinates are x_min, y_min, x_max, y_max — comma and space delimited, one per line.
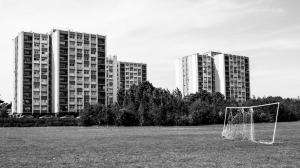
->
214, 53, 250, 102
13, 32, 51, 115
214, 53, 225, 94
97, 35, 106, 105
12, 36, 19, 114
51, 29, 106, 114
105, 57, 147, 105
197, 54, 215, 93
175, 51, 250, 102
175, 53, 215, 96
32, 33, 51, 114
174, 58, 183, 93
106, 55, 118, 105
51, 30, 60, 114
177, 54, 198, 96
119, 61, 147, 91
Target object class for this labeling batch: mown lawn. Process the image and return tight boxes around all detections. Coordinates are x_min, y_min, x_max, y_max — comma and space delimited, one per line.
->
0, 122, 299, 168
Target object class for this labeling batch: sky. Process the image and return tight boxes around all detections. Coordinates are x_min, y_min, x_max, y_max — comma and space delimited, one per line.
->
0, 0, 299, 102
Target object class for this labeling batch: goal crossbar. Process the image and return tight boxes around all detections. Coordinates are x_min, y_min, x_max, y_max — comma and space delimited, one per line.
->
226, 102, 280, 109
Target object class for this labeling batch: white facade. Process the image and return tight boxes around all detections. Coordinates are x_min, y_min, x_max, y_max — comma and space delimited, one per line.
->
214, 53, 225, 94
106, 55, 118, 105
13, 32, 51, 115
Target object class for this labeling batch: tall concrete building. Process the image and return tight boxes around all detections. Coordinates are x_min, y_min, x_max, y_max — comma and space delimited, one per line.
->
214, 53, 250, 102
175, 53, 215, 96
119, 61, 147, 91
51, 29, 106, 114
13, 32, 51, 115
105, 56, 147, 105
105, 55, 118, 105
175, 51, 250, 102
13, 29, 146, 115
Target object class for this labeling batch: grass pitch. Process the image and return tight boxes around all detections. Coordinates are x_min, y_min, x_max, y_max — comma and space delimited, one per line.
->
0, 122, 299, 168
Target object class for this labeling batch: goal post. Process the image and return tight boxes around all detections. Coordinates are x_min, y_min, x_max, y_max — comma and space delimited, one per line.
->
222, 102, 280, 145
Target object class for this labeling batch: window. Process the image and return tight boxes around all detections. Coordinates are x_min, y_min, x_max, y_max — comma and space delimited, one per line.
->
69, 54, 75, 59
34, 36, 40, 41
91, 48, 96, 54
77, 49, 82, 53
77, 63, 83, 68
69, 60, 75, 66
77, 98, 83, 104
77, 33, 82, 40
41, 57, 47, 61
69, 33, 75, 39
41, 35, 48, 41
70, 98, 75, 102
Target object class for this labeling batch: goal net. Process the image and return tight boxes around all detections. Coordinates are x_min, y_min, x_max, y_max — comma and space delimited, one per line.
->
222, 102, 280, 145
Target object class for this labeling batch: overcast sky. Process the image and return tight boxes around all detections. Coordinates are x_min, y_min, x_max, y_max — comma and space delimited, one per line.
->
0, 0, 299, 102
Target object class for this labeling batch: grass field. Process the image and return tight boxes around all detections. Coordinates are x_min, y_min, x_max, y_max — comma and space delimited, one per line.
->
0, 122, 299, 168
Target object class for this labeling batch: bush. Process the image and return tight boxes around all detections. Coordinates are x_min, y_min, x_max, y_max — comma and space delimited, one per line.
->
119, 109, 139, 126
0, 117, 79, 127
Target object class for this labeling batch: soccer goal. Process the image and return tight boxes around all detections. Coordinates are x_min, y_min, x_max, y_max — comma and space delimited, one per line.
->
222, 102, 280, 145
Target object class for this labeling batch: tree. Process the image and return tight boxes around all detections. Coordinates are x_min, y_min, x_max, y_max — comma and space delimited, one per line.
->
117, 87, 125, 106
119, 108, 139, 126
79, 103, 106, 126
138, 101, 145, 126
0, 99, 10, 118
189, 100, 212, 125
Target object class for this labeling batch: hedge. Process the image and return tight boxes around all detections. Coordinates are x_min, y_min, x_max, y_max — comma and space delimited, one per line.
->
0, 118, 79, 127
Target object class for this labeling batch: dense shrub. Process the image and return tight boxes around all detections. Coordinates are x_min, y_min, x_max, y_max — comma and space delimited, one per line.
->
0, 117, 79, 127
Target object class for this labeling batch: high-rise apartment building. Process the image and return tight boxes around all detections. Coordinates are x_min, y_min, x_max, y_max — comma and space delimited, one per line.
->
105, 56, 147, 105
13, 32, 51, 115
175, 51, 250, 102
119, 61, 147, 91
105, 55, 118, 105
175, 53, 215, 96
214, 53, 250, 102
51, 29, 106, 114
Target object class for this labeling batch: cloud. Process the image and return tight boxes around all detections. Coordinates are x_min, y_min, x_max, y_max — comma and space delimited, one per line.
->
0, 0, 299, 101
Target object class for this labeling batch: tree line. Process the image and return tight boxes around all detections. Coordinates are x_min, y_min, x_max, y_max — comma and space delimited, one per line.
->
79, 81, 300, 126
0, 81, 299, 126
